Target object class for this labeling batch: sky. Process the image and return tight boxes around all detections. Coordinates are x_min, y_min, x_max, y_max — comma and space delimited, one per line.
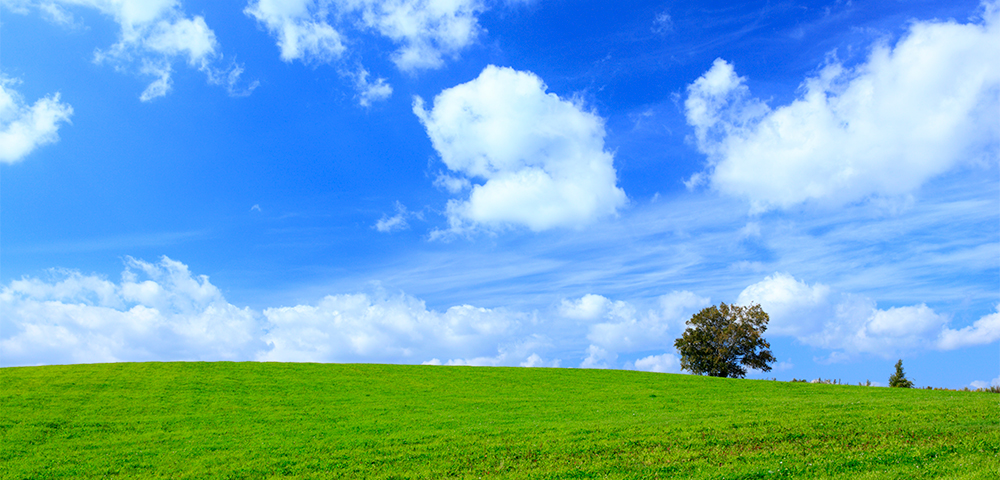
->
1, 0, 998, 388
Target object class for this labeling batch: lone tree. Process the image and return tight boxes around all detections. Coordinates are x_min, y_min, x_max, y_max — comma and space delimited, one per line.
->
674, 303, 776, 378
888, 359, 914, 388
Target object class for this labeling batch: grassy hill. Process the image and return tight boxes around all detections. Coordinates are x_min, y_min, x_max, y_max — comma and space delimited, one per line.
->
1, 362, 997, 479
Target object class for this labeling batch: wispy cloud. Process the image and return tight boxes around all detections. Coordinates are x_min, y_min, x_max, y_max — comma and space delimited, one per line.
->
14, 0, 256, 100
0, 75, 73, 163
245, 0, 486, 72
346, 172, 995, 319
374, 201, 416, 233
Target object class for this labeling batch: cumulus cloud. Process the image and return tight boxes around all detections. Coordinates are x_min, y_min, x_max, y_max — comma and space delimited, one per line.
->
561, 291, 707, 370
685, 7, 1000, 211
0, 257, 545, 367
243, 0, 346, 63
2, 256, 716, 370
353, 0, 484, 72
0, 76, 73, 164
937, 306, 1000, 350
245, 0, 483, 71
422, 336, 559, 367
0, 256, 266, 366
414, 65, 627, 233
630, 353, 681, 373
582, 291, 709, 354
14, 0, 255, 100
559, 293, 614, 320
970, 376, 1000, 389
737, 273, 1000, 357
13, 258, 992, 371
580, 344, 615, 369
260, 292, 533, 363
736, 272, 833, 337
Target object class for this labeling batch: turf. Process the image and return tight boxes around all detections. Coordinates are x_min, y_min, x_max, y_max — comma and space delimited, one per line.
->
1, 362, 997, 479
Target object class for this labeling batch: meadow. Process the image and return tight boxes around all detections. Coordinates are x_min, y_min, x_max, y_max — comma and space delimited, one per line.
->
1, 362, 997, 479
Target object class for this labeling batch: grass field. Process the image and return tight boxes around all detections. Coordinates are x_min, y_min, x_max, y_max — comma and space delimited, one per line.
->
1, 362, 997, 479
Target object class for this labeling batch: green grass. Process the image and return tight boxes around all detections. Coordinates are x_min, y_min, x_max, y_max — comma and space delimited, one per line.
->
1, 362, 997, 479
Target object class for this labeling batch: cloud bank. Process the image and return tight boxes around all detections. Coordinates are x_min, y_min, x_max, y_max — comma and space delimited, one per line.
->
4, 258, 996, 370
2, 257, 705, 369
414, 65, 627, 233
1, 257, 265, 365
685, 6, 1000, 211
0, 76, 73, 163
737, 273, 1000, 359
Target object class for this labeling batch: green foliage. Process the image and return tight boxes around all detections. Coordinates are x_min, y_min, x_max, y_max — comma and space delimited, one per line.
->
2, 362, 998, 479
889, 359, 915, 388
674, 302, 776, 378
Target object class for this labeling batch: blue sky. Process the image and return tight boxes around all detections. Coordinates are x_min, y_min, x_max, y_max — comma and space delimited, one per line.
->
2, 0, 998, 388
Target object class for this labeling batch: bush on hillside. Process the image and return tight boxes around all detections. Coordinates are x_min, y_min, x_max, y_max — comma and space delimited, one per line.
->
888, 359, 914, 388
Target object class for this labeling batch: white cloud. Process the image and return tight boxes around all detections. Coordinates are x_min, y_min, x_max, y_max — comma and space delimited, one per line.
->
375, 214, 408, 232
773, 359, 793, 372
245, 0, 484, 71
580, 344, 615, 369
737, 273, 1000, 357
260, 291, 533, 363
138, 60, 173, 102
937, 306, 1000, 350
558, 291, 707, 369
17, 0, 254, 100
970, 376, 1000, 389
5, 254, 996, 375
0, 256, 266, 366
374, 201, 412, 232
520, 353, 543, 367
144, 15, 218, 66
414, 65, 627, 233
569, 291, 708, 355
559, 293, 612, 320
0, 76, 73, 164
433, 172, 471, 193
685, 7, 1000, 211
2, 256, 720, 370
631, 353, 680, 373
652, 11, 673, 34
434, 339, 559, 367
244, 0, 345, 63
353, 66, 393, 106
38, 1, 78, 26
736, 272, 833, 337
352, 0, 484, 72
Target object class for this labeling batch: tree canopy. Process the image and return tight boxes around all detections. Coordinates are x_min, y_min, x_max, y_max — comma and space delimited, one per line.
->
674, 303, 776, 378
